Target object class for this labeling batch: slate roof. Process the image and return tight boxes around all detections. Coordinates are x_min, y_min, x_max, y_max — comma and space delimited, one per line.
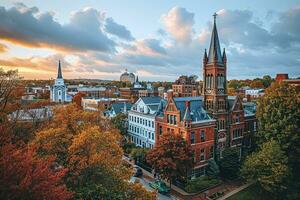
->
112, 103, 132, 114
157, 96, 212, 122
140, 96, 162, 105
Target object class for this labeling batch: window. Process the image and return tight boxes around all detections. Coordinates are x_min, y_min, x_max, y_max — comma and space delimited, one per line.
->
152, 121, 154, 128
159, 126, 162, 135
200, 148, 205, 161
190, 132, 195, 144
200, 131, 205, 142
174, 116, 177, 125
152, 133, 154, 140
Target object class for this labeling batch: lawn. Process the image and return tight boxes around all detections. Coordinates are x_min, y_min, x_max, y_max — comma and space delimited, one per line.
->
227, 184, 271, 200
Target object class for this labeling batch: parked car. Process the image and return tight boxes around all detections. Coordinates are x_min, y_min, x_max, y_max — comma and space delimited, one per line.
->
149, 180, 170, 194
133, 166, 143, 177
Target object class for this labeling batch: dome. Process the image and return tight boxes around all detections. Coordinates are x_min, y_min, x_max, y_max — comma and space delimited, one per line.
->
120, 69, 135, 83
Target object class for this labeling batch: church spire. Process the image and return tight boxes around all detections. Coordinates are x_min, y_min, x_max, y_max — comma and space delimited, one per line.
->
208, 13, 222, 64
57, 60, 63, 79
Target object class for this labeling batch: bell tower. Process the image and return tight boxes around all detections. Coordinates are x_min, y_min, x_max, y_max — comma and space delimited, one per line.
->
203, 13, 229, 152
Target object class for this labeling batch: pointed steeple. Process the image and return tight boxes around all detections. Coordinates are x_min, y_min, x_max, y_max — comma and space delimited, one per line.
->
222, 48, 227, 63
136, 75, 139, 83
57, 60, 63, 79
203, 48, 208, 62
208, 13, 222, 64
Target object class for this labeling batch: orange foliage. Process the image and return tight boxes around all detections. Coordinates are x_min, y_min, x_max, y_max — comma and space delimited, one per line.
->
72, 92, 85, 107
0, 143, 73, 200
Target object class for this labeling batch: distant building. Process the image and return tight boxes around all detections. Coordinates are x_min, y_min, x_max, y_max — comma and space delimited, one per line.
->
9, 106, 52, 122
81, 97, 129, 116
128, 97, 162, 148
275, 73, 289, 82
245, 88, 264, 99
120, 69, 135, 83
50, 61, 70, 103
172, 75, 199, 97
276, 73, 300, 88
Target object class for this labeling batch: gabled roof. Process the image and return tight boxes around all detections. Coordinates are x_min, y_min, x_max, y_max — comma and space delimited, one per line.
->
158, 96, 212, 122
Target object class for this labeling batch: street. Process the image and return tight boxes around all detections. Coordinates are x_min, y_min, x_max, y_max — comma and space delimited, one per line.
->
130, 176, 179, 200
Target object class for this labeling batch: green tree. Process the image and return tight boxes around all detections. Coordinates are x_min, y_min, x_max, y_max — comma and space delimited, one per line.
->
146, 132, 193, 186
206, 159, 220, 178
241, 140, 288, 197
256, 81, 300, 198
111, 112, 127, 135
262, 75, 273, 88
219, 147, 240, 180
131, 147, 149, 164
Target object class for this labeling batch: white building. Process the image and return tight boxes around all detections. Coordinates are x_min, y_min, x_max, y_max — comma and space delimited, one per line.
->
120, 69, 135, 83
128, 96, 162, 148
245, 88, 264, 98
50, 61, 70, 103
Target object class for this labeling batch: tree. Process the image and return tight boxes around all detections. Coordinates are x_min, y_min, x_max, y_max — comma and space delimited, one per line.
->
262, 75, 273, 88
206, 159, 220, 178
111, 112, 127, 135
34, 104, 155, 199
146, 132, 193, 186
256, 81, 300, 198
72, 92, 85, 108
250, 79, 264, 88
241, 140, 288, 196
219, 147, 240, 180
131, 147, 149, 164
0, 143, 73, 200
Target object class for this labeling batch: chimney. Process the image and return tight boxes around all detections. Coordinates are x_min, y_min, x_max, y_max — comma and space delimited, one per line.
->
185, 101, 190, 109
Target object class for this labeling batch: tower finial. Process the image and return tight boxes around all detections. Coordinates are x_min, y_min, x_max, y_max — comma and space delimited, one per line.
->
213, 12, 217, 24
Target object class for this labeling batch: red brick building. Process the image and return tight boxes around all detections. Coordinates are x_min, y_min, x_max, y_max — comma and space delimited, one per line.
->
155, 91, 216, 177
155, 14, 257, 177
172, 75, 199, 97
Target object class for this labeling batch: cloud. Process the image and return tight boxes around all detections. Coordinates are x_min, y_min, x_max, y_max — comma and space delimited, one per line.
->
105, 17, 134, 41
161, 7, 195, 44
0, 43, 8, 53
0, 4, 115, 52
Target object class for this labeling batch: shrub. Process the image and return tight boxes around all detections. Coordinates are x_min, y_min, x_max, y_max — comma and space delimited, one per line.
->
184, 176, 221, 193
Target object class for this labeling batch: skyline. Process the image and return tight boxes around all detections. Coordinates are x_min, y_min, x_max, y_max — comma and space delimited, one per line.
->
0, 1, 300, 81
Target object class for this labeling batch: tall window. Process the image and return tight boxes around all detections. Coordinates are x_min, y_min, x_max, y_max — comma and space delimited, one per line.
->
200, 148, 205, 161
190, 132, 195, 144
200, 131, 205, 142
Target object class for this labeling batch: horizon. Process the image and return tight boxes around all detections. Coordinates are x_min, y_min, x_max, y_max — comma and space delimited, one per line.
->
0, 0, 300, 81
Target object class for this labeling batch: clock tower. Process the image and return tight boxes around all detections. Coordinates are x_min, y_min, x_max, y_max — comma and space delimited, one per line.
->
203, 13, 229, 152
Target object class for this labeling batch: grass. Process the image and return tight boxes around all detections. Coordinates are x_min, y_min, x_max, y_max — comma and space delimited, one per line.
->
227, 184, 271, 200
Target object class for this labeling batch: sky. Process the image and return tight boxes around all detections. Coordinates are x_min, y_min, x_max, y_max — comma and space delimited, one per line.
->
0, 0, 300, 81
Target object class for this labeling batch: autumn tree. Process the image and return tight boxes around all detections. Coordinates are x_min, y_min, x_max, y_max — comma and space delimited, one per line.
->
255, 81, 300, 198
241, 140, 288, 197
0, 142, 73, 200
34, 104, 156, 199
146, 132, 193, 186
72, 92, 85, 108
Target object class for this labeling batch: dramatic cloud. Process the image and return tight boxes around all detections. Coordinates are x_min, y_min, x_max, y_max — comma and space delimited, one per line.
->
0, 4, 115, 52
0, 43, 7, 53
0, 3, 299, 80
161, 7, 195, 44
105, 17, 134, 41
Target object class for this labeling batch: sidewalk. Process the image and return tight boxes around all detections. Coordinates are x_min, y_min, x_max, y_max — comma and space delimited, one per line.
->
217, 182, 254, 200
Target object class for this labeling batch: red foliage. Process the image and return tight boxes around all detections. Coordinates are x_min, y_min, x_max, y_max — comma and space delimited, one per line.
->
72, 92, 86, 108
147, 133, 193, 185
0, 143, 73, 200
